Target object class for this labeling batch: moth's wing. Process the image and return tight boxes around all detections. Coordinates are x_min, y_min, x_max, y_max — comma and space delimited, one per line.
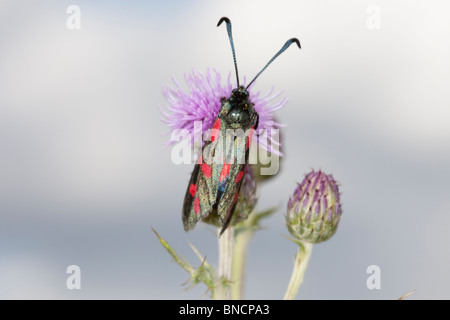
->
217, 127, 254, 234
217, 163, 246, 234
182, 122, 223, 231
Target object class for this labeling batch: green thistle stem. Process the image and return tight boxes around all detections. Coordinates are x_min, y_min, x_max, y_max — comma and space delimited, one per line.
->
217, 226, 234, 300
230, 208, 277, 300
231, 226, 252, 300
283, 242, 313, 300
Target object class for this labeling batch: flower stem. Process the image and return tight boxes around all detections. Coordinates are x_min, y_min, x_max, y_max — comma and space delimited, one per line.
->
231, 227, 252, 300
217, 227, 234, 300
283, 242, 313, 300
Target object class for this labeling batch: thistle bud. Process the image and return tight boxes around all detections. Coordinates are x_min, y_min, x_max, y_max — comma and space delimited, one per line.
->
286, 170, 342, 244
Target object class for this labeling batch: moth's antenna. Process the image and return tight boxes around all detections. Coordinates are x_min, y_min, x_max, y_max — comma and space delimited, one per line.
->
217, 17, 240, 87
246, 38, 301, 89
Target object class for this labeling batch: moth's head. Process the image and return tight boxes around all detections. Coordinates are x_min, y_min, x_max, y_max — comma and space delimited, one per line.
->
230, 86, 249, 101
217, 17, 300, 129
226, 86, 255, 128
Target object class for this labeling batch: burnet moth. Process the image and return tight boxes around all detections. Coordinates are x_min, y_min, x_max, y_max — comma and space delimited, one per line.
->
182, 17, 300, 234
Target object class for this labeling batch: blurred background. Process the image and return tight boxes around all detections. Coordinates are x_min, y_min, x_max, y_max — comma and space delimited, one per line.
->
0, 0, 449, 299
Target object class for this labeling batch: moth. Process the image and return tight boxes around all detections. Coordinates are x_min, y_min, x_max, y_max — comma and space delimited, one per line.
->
183, 17, 300, 234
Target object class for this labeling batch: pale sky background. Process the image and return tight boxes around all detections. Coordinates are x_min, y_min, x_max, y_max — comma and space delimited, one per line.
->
0, 0, 449, 299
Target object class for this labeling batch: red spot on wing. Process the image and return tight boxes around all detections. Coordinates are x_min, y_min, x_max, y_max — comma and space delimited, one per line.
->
213, 118, 221, 130
189, 184, 197, 197
234, 171, 244, 184
201, 163, 212, 178
246, 127, 255, 150
211, 119, 221, 142
219, 163, 231, 182
194, 197, 200, 215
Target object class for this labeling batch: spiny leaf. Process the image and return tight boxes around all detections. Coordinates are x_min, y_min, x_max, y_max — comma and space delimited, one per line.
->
152, 227, 217, 295
152, 227, 195, 274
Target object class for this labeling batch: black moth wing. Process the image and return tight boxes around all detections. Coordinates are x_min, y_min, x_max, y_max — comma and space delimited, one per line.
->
216, 130, 250, 234
182, 133, 221, 231
217, 162, 247, 233
182, 117, 254, 233
182, 164, 204, 231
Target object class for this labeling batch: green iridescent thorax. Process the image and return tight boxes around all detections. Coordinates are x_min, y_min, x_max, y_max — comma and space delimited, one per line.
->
218, 86, 257, 130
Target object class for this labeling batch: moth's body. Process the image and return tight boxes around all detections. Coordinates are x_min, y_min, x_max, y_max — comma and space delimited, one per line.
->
182, 87, 257, 234
181, 17, 300, 234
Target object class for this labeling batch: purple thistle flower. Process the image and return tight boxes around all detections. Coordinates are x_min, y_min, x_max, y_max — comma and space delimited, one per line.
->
161, 68, 287, 155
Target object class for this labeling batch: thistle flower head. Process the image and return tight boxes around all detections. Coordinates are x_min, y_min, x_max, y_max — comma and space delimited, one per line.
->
286, 170, 342, 244
161, 68, 287, 155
